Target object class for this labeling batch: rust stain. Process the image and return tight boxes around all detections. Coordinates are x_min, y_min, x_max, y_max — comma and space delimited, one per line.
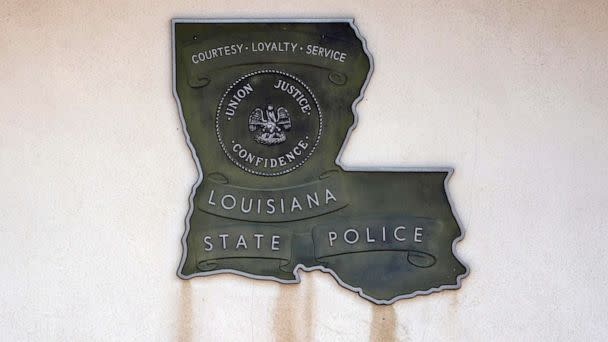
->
272, 274, 316, 342
177, 281, 193, 342
369, 305, 397, 342
444, 291, 461, 337
273, 283, 298, 342
303, 276, 315, 341
449, 291, 460, 312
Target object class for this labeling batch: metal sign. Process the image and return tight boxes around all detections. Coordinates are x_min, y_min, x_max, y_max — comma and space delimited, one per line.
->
172, 18, 468, 304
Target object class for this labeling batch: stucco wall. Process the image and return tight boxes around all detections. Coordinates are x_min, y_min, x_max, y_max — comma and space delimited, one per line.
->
1, 1, 607, 341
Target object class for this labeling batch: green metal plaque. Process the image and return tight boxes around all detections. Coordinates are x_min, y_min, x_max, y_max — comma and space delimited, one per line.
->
172, 18, 468, 304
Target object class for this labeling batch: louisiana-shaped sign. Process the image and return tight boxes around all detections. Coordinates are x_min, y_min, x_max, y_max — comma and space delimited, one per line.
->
172, 18, 468, 304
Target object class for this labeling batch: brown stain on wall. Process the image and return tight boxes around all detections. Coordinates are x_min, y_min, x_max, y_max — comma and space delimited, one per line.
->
303, 276, 315, 341
273, 284, 298, 341
444, 292, 461, 338
449, 291, 460, 313
369, 305, 397, 342
177, 281, 193, 342
272, 274, 316, 342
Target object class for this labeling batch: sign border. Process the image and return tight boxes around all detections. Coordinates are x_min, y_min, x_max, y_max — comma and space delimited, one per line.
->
172, 17, 469, 304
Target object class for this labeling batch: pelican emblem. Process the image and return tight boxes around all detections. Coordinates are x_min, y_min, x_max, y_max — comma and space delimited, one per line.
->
248, 104, 292, 145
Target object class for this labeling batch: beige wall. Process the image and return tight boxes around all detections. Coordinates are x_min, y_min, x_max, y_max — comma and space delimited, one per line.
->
2, 1, 607, 341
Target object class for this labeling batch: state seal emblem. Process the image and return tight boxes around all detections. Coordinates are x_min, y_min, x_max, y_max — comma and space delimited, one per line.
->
248, 104, 290, 146
216, 70, 322, 176
172, 18, 468, 304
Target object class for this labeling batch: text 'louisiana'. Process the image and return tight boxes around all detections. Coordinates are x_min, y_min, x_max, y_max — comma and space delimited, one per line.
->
207, 188, 337, 215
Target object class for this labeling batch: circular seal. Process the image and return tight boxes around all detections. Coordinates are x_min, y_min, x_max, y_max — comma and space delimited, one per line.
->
216, 70, 322, 176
